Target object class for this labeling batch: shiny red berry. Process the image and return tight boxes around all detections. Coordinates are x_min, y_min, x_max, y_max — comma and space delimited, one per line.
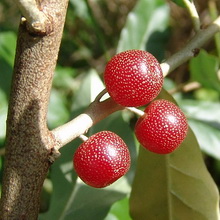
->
135, 99, 188, 154
104, 50, 163, 107
73, 131, 131, 188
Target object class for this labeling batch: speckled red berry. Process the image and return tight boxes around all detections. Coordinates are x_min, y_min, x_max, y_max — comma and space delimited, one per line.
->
104, 50, 163, 107
135, 99, 188, 154
73, 131, 131, 188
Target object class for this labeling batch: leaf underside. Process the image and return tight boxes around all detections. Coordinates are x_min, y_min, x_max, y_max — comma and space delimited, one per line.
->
129, 89, 220, 220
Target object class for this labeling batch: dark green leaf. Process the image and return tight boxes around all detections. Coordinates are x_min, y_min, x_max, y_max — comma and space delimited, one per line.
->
171, 0, 186, 8
0, 31, 16, 66
0, 32, 16, 96
117, 0, 169, 53
129, 89, 219, 220
190, 49, 220, 92
38, 141, 79, 220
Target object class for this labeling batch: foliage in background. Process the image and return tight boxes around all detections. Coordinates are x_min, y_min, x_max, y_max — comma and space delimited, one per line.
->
0, 0, 220, 219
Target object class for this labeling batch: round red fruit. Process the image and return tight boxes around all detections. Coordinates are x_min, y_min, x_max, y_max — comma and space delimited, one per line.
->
104, 50, 163, 107
135, 99, 188, 154
73, 131, 131, 188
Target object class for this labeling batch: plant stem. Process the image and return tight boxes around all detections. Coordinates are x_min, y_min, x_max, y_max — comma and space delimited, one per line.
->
79, 134, 89, 142
52, 97, 123, 149
0, 0, 69, 218
126, 107, 145, 117
208, 0, 220, 61
15, 0, 49, 33
182, 0, 200, 32
161, 16, 220, 77
52, 16, 220, 150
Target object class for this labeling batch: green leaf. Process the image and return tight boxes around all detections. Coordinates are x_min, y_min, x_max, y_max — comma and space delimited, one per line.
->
188, 119, 220, 160
194, 88, 219, 102
0, 31, 16, 66
69, 0, 90, 21
0, 32, 16, 96
38, 141, 79, 220
105, 197, 132, 220
129, 89, 220, 220
53, 66, 77, 91
179, 100, 220, 159
179, 99, 220, 123
171, 0, 186, 8
71, 69, 105, 112
190, 49, 220, 92
117, 0, 169, 53
47, 89, 70, 129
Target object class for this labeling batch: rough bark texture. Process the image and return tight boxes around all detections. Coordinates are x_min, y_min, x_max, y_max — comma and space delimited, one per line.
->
0, 0, 69, 219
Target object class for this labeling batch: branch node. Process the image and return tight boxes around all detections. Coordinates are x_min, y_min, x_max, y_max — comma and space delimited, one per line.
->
16, 0, 54, 35
48, 146, 61, 164
192, 48, 200, 57
94, 88, 108, 102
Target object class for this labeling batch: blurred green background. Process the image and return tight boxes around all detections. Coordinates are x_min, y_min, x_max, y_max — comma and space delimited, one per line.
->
0, 0, 220, 219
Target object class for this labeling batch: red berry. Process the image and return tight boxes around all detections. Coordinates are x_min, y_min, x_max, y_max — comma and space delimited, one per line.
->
73, 131, 131, 188
135, 99, 188, 154
104, 50, 163, 107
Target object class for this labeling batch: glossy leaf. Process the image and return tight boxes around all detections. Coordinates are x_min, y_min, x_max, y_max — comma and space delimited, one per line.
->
190, 49, 220, 92
117, 0, 169, 53
188, 119, 220, 160
179, 99, 220, 159
129, 89, 220, 220
180, 99, 220, 123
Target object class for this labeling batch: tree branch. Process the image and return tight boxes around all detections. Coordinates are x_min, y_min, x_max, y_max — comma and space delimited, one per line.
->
183, 0, 200, 32
16, 0, 51, 34
0, 0, 69, 219
161, 16, 220, 77
51, 16, 220, 149
52, 97, 123, 149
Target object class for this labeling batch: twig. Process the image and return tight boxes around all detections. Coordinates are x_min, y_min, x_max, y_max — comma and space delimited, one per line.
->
126, 107, 145, 117
78, 134, 89, 142
94, 88, 108, 102
52, 98, 123, 149
15, 0, 50, 33
161, 16, 220, 77
183, 0, 200, 32
168, 81, 201, 94
208, 1, 220, 61
52, 16, 220, 149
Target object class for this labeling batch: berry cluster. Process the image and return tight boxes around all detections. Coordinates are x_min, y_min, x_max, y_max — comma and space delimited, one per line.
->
73, 49, 188, 188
